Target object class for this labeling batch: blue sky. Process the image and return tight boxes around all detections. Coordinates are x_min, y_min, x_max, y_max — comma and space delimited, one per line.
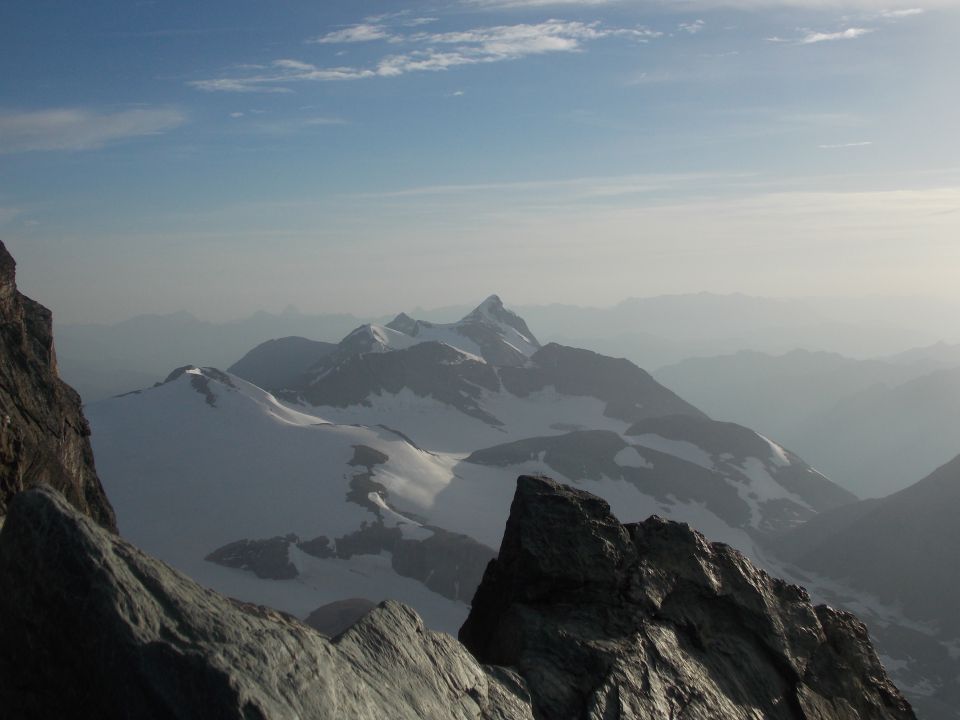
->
1, 0, 958, 322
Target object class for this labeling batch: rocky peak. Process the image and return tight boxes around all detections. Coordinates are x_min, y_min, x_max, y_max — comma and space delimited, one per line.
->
460, 475, 914, 720
462, 295, 539, 347
0, 240, 115, 530
385, 312, 425, 336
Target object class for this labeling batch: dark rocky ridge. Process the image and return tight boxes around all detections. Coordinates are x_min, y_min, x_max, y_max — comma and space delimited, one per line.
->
460, 475, 914, 720
0, 479, 914, 719
0, 240, 115, 530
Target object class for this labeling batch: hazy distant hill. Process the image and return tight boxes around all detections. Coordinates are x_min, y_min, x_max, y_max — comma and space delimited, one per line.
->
55, 309, 368, 401
656, 349, 960, 497
790, 366, 960, 497
654, 349, 925, 444
519, 293, 959, 369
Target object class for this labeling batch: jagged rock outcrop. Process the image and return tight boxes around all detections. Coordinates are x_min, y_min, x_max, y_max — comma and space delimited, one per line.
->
0, 240, 115, 530
0, 486, 533, 720
460, 475, 914, 720
0, 477, 915, 719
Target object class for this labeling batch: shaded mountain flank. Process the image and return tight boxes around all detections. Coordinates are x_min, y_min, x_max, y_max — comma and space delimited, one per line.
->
227, 336, 337, 392
774, 454, 960, 637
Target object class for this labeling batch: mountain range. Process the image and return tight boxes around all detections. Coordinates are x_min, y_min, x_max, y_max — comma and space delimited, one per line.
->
55, 292, 960, 402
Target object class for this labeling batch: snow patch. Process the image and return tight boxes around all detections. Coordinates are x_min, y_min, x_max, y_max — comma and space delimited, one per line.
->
614, 446, 654, 469
630, 434, 714, 470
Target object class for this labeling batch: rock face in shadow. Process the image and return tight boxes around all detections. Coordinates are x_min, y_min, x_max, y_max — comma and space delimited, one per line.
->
0, 240, 115, 530
459, 475, 915, 720
0, 486, 533, 720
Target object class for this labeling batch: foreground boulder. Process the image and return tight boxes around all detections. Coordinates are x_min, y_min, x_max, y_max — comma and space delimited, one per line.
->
0, 487, 532, 720
0, 240, 115, 529
460, 475, 915, 720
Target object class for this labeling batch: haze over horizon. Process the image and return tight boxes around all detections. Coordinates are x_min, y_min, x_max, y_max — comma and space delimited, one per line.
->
2, 0, 959, 323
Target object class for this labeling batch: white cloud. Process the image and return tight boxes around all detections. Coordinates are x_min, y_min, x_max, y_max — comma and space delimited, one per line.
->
679, 20, 706, 34
801, 27, 874, 42
191, 20, 661, 92
769, 27, 874, 44
311, 24, 394, 44
878, 8, 926, 18
0, 107, 186, 153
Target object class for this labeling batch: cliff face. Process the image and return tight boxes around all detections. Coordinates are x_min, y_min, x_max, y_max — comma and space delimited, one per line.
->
0, 240, 115, 530
460, 475, 915, 720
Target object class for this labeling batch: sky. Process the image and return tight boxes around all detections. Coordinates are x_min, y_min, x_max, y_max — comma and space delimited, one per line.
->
1, 0, 958, 323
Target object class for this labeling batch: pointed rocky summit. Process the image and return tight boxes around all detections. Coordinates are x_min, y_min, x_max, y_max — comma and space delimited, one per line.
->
460, 475, 914, 720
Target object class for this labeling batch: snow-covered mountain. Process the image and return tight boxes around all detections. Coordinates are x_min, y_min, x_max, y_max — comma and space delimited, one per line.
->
89, 296, 960, 714
88, 298, 856, 630
89, 362, 852, 632
307, 294, 540, 373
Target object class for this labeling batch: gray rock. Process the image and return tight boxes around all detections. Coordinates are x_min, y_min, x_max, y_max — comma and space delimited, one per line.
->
0, 240, 115, 530
0, 479, 917, 719
0, 486, 533, 720
460, 475, 915, 720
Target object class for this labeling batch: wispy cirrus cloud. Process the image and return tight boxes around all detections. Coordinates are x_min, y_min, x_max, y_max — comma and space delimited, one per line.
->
0, 107, 186, 153
191, 20, 661, 92
678, 20, 706, 34
768, 27, 874, 44
877, 8, 926, 18
311, 24, 395, 44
